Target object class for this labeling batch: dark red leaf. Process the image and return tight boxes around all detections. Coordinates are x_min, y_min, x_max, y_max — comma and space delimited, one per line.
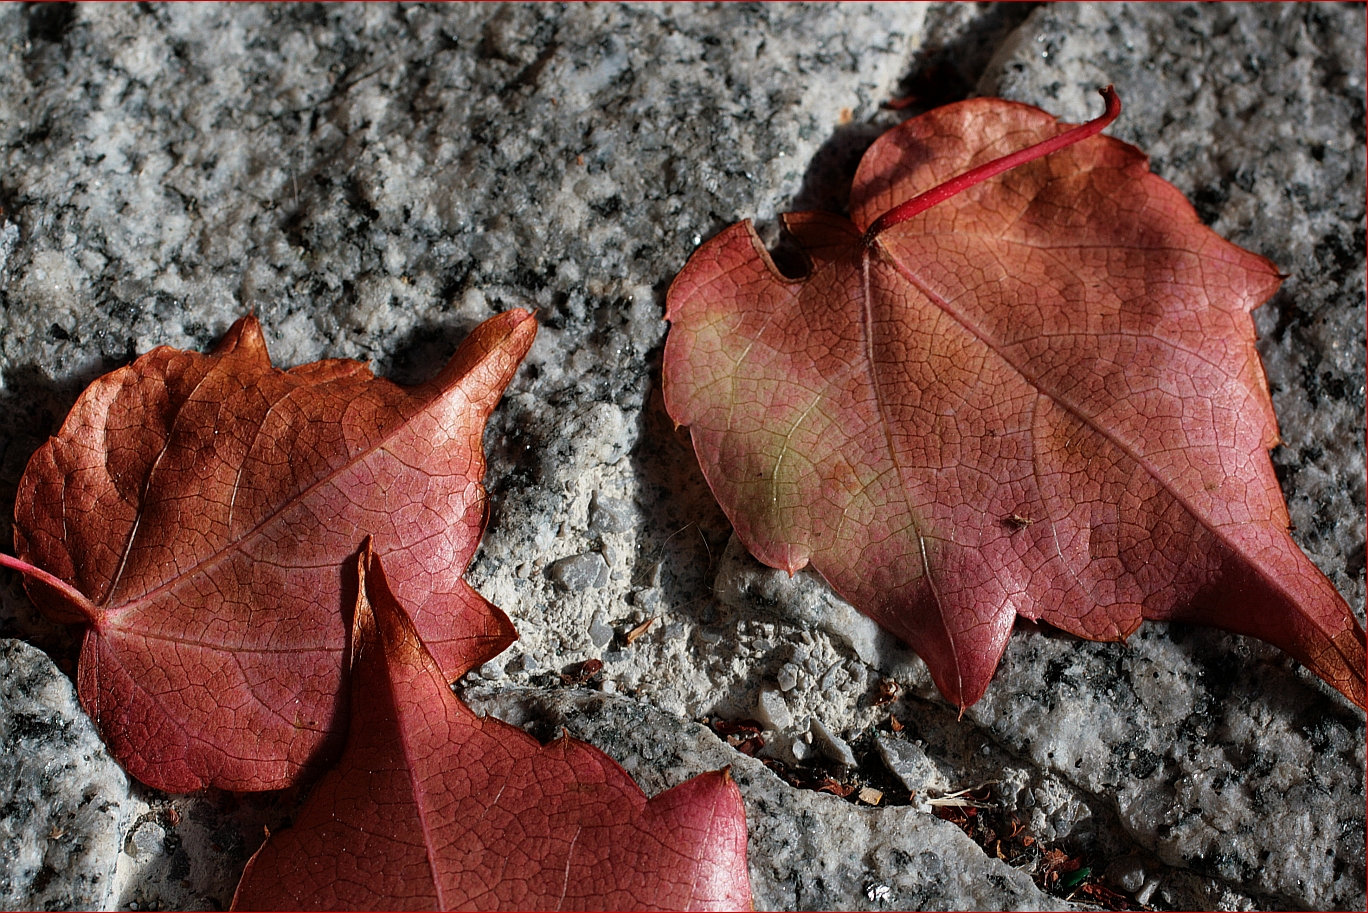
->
231, 545, 753, 911
663, 89, 1365, 709
1, 311, 536, 790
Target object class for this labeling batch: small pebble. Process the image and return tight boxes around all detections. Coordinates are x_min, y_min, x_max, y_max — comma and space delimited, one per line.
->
810, 717, 857, 767
753, 685, 792, 731
588, 611, 614, 649
507, 654, 538, 674
124, 821, 166, 860
1136, 877, 1161, 906
876, 735, 948, 795
631, 588, 661, 610
819, 662, 845, 692
589, 491, 634, 534
777, 663, 800, 691
865, 884, 891, 904
846, 663, 867, 689
546, 552, 608, 590
1104, 856, 1147, 895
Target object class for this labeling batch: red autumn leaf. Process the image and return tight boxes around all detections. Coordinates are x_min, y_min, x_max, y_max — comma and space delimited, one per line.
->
0, 310, 536, 791
663, 88, 1366, 710
231, 544, 753, 912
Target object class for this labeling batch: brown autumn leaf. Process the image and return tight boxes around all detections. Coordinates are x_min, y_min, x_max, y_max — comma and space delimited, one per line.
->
0, 310, 536, 791
663, 88, 1366, 710
231, 544, 753, 912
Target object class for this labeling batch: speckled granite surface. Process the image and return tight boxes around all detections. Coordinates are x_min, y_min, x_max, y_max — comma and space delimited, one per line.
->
0, 4, 1362, 910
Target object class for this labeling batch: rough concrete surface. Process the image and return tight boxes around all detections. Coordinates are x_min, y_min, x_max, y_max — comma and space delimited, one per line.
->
0, 3, 1362, 910
0, 639, 127, 911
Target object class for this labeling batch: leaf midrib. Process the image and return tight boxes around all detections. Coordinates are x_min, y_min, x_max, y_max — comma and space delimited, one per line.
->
857, 244, 960, 695
102, 370, 445, 622
879, 238, 1293, 604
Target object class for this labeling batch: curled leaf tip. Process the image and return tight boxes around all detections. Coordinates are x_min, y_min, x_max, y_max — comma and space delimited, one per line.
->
1096, 84, 1120, 118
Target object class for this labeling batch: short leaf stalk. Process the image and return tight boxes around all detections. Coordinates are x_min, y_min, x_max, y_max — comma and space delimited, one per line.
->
0, 551, 99, 621
863, 85, 1121, 247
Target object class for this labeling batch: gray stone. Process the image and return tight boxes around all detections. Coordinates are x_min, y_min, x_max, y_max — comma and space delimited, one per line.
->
0, 3, 1361, 911
966, 622, 1363, 909
809, 716, 857, 769
1025, 775, 1095, 844
0, 640, 129, 911
1104, 855, 1148, 895
876, 735, 950, 804
468, 686, 1080, 912
0, 219, 18, 280
0, 637, 302, 913
752, 684, 792, 733
818, 661, 847, 693
124, 820, 166, 861
588, 492, 634, 535
713, 535, 910, 673
587, 610, 615, 650
1136, 877, 1161, 907
628, 587, 660, 611
506, 653, 538, 675
545, 552, 608, 590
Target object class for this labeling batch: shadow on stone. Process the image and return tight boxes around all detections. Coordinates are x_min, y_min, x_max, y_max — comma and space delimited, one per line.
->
0, 363, 93, 668
783, 1, 1042, 221
625, 357, 732, 630
374, 313, 492, 387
